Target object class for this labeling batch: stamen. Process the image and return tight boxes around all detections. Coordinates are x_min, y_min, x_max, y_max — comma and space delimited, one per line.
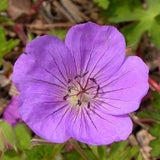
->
68, 86, 74, 92
63, 94, 69, 100
81, 71, 88, 77
87, 102, 90, 108
97, 85, 100, 92
89, 78, 97, 84
68, 79, 72, 83
74, 74, 80, 79
78, 100, 82, 106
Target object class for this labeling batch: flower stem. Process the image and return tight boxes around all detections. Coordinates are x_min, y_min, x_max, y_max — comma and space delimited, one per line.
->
70, 139, 91, 160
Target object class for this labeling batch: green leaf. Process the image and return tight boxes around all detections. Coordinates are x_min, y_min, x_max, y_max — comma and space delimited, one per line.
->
109, 140, 128, 157
14, 124, 32, 151
0, 15, 14, 25
149, 124, 160, 157
93, 0, 110, 9
89, 145, 99, 159
25, 145, 56, 160
0, 121, 17, 153
3, 150, 21, 160
0, 137, 5, 155
107, 140, 140, 160
0, 26, 19, 66
106, 0, 160, 49
97, 146, 107, 160
152, 92, 160, 110
0, 26, 6, 45
0, 0, 8, 12
150, 139, 160, 157
64, 150, 81, 160
136, 153, 143, 160
49, 29, 67, 41
150, 124, 160, 138
138, 92, 160, 122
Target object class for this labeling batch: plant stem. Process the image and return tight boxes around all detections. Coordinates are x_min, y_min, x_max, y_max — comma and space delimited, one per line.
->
70, 139, 91, 160
148, 77, 160, 93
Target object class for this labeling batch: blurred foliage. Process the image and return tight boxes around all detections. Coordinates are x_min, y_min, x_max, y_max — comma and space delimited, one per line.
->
1, 0, 160, 159
102, 0, 160, 49
0, 0, 14, 25
0, 26, 19, 66
0, 120, 143, 160
93, 0, 110, 9
108, 141, 141, 160
0, 0, 8, 12
49, 29, 67, 41
0, 121, 17, 155
138, 92, 160, 158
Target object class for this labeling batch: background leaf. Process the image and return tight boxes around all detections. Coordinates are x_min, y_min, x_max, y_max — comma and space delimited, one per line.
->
0, 0, 8, 12
0, 121, 17, 153
14, 124, 32, 151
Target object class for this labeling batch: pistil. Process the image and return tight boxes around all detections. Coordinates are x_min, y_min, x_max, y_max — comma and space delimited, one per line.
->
63, 71, 101, 108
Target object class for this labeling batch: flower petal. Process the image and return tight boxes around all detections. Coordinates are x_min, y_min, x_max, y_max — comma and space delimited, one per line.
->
67, 107, 132, 145
12, 35, 76, 92
96, 56, 149, 115
3, 95, 20, 126
65, 22, 126, 80
18, 87, 71, 143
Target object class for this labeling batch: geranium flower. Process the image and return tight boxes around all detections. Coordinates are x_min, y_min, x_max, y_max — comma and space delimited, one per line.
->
3, 95, 21, 126
12, 22, 149, 145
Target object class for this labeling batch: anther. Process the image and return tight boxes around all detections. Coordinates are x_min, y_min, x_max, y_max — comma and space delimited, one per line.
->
89, 78, 97, 84
74, 74, 80, 79
63, 94, 69, 100
68, 79, 71, 83
68, 86, 74, 92
81, 71, 88, 77
97, 85, 100, 92
87, 102, 90, 109
77, 100, 82, 106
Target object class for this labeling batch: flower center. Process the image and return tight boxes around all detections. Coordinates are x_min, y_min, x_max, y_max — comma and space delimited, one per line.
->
63, 71, 100, 108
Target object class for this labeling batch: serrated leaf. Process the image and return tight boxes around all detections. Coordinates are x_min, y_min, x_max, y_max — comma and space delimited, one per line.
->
93, 0, 110, 9
107, 0, 160, 49
14, 124, 31, 151
0, 0, 8, 12
0, 121, 17, 152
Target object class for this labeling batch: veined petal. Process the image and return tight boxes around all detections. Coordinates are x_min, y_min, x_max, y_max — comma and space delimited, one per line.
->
67, 107, 132, 145
19, 87, 71, 143
65, 22, 126, 81
12, 35, 76, 92
96, 56, 149, 115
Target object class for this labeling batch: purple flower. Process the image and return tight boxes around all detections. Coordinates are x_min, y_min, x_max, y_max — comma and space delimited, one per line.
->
3, 95, 21, 126
12, 22, 149, 145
